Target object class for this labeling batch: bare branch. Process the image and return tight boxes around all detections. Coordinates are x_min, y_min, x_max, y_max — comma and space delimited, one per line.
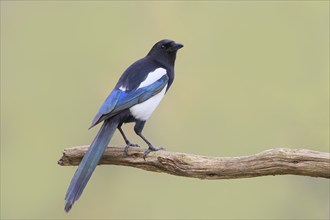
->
58, 146, 330, 179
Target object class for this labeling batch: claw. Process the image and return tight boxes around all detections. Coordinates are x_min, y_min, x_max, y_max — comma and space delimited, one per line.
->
143, 146, 165, 160
124, 142, 140, 155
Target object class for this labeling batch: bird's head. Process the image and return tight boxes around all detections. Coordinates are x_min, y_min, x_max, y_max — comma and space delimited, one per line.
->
147, 39, 184, 65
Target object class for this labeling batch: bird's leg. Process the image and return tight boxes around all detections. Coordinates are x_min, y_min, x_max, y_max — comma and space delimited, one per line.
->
118, 125, 139, 155
138, 133, 165, 159
134, 121, 165, 160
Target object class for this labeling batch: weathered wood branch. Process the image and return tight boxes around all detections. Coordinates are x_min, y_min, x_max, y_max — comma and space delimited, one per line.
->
58, 146, 330, 179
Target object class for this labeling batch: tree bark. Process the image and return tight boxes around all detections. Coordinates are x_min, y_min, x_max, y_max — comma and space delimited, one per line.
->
58, 146, 330, 179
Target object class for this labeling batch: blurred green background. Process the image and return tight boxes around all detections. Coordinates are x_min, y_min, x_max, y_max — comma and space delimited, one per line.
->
1, 1, 329, 219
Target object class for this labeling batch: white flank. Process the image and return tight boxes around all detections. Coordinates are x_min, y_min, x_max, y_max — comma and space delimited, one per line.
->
130, 85, 167, 121
137, 68, 167, 89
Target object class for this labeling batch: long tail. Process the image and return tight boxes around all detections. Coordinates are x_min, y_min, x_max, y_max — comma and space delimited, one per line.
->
64, 119, 119, 212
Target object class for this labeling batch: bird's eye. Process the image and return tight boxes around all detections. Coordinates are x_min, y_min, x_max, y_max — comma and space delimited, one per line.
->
161, 44, 166, 49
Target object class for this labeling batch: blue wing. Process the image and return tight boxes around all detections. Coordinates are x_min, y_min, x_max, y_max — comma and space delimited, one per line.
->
89, 74, 169, 128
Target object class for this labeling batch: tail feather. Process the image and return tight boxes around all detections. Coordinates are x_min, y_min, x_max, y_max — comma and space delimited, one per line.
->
64, 119, 118, 212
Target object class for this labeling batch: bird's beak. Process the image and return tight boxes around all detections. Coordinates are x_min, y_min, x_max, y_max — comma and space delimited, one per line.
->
169, 41, 184, 52
174, 42, 184, 50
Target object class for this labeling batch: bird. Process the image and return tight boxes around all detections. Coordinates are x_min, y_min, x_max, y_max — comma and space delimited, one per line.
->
64, 39, 183, 212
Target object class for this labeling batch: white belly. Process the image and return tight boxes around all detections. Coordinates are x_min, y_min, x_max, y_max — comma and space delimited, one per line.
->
130, 85, 167, 121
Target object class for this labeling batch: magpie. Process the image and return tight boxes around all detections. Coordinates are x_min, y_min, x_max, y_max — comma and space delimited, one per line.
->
64, 39, 183, 212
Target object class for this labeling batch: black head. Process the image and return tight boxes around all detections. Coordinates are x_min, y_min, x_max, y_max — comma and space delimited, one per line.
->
147, 39, 184, 66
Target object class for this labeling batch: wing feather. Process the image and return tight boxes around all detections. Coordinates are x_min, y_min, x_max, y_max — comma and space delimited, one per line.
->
89, 74, 169, 128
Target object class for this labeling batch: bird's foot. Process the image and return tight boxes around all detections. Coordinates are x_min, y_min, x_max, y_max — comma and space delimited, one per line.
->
124, 142, 140, 155
143, 145, 165, 160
